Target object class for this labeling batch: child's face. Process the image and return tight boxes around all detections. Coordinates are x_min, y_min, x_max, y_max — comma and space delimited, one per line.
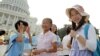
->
51, 25, 57, 33
19, 22, 26, 32
42, 19, 51, 31
70, 9, 82, 24
23, 27, 26, 32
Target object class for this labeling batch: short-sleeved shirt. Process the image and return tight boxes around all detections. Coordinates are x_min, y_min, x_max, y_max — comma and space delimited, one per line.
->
56, 35, 61, 47
71, 24, 97, 51
6, 32, 25, 56
36, 31, 57, 56
62, 35, 71, 55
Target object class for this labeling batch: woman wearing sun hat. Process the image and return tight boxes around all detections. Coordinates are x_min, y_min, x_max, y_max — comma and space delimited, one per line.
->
66, 5, 97, 56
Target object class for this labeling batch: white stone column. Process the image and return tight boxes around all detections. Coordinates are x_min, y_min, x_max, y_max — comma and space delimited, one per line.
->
10, 5, 13, 11
6, 4, 8, 10
1, 13, 4, 24
12, 16, 16, 27
16, 7, 18, 12
6, 15, 10, 26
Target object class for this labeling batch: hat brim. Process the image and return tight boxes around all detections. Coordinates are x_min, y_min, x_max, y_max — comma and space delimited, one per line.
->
66, 8, 89, 19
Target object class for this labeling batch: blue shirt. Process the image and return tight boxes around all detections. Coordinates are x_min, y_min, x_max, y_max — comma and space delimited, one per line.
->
32, 36, 38, 45
6, 33, 25, 56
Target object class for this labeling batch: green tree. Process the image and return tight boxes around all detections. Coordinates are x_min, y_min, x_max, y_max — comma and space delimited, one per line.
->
58, 28, 66, 40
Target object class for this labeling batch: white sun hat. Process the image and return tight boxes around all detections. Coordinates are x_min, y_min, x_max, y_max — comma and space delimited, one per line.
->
66, 5, 89, 19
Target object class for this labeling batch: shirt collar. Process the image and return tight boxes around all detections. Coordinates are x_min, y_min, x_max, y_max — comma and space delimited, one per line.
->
41, 30, 51, 36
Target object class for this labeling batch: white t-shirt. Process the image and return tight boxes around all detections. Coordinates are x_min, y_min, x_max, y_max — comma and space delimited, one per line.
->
61, 35, 71, 55
75, 24, 97, 51
36, 31, 57, 56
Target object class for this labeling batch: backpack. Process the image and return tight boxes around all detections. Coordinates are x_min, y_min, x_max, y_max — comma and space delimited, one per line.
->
84, 24, 100, 56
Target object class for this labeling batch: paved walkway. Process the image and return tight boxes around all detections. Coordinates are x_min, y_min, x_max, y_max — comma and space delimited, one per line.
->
0, 45, 7, 56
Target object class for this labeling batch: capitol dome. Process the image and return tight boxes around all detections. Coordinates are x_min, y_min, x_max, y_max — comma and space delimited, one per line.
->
0, 0, 42, 36
0, 0, 31, 30
0, 0, 30, 15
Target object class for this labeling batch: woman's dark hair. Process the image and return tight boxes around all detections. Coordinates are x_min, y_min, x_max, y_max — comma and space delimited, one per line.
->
70, 16, 90, 44
15, 20, 28, 30
72, 16, 88, 31
66, 26, 71, 35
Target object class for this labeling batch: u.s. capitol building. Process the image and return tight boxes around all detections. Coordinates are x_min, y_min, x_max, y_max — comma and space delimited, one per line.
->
0, 0, 42, 35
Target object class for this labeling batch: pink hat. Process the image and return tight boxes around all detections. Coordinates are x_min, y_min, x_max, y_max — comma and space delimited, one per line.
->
66, 5, 89, 19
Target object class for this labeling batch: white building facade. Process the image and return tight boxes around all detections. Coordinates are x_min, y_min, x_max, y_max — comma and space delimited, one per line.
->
0, 0, 42, 35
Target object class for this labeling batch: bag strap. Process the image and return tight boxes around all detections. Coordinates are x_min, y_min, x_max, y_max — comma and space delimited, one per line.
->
84, 24, 90, 39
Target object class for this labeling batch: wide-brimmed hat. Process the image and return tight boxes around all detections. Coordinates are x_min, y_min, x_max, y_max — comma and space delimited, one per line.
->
66, 5, 89, 19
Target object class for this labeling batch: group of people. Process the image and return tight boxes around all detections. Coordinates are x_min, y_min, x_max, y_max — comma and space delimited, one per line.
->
0, 4, 97, 56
